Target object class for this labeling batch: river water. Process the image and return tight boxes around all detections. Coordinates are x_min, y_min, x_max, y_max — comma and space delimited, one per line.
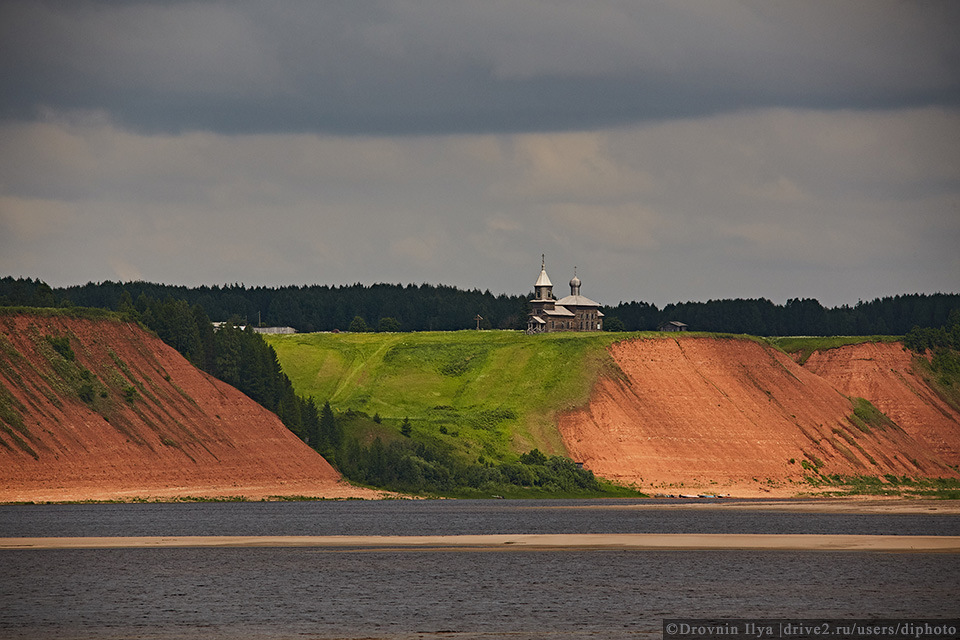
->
1, 499, 958, 639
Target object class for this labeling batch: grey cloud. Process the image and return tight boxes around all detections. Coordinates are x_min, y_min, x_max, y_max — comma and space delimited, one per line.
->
2, 2, 957, 308
2, 1, 959, 135
2, 107, 957, 306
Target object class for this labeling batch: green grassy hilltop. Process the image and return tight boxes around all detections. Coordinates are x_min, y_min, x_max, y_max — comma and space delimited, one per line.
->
265, 330, 642, 462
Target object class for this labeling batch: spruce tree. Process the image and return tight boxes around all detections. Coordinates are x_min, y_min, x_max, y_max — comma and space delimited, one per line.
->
319, 401, 341, 458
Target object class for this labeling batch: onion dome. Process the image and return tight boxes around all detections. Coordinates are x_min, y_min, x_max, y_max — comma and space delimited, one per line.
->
569, 268, 581, 295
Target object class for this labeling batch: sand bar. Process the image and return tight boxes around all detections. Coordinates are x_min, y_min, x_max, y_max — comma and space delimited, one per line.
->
2, 533, 958, 552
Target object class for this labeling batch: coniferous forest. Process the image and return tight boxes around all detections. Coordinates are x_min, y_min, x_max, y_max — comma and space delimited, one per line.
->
2, 276, 957, 336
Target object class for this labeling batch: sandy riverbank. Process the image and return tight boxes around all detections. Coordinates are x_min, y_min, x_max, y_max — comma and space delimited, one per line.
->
2, 533, 958, 552
0, 479, 393, 503
530, 497, 960, 515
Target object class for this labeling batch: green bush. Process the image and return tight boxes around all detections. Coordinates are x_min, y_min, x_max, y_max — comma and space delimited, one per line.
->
851, 397, 897, 432
604, 317, 626, 332
78, 383, 95, 403
348, 316, 370, 332
45, 335, 75, 361
520, 448, 548, 465
377, 317, 401, 332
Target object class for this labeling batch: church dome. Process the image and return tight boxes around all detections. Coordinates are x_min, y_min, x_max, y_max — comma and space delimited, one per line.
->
569, 270, 582, 296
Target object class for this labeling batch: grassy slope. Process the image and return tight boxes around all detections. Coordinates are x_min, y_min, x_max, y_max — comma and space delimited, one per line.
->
266, 330, 654, 462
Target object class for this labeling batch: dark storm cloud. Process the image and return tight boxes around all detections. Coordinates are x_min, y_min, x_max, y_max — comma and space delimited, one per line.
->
2, 1, 958, 307
3, 0, 959, 135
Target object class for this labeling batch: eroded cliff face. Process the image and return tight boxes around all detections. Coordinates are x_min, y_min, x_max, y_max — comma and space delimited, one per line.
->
802, 342, 960, 467
559, 337, 958, 495
5, 315, 955, 501
0, 314, 373, 502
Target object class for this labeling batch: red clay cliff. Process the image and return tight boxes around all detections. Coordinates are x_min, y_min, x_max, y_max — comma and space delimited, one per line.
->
559, 337, 958, 497
0, 313, 378, 502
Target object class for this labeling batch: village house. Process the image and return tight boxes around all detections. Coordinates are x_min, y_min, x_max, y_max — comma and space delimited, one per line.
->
211, 322, 296, 334
658, 320, 688, 332
527, 257, 603, 333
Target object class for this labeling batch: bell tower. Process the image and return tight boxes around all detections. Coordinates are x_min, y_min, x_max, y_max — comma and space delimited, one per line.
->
534, 254, 553, 301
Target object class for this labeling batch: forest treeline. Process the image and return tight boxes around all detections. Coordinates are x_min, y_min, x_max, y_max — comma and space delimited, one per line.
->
608, 295, 960, 336
2, 276, 958, 336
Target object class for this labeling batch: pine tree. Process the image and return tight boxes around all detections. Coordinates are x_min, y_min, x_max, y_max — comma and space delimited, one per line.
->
319, 401, 341, 459
302, 397, 320, 448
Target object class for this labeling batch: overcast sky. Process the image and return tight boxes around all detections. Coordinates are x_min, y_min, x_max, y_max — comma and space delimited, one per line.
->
1, 1, 958, 307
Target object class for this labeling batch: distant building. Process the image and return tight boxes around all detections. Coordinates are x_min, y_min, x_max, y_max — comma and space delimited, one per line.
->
252, 326, 297, 335
212, 322, 296, 335
527, 256, 604, 333
658, 320, 688, 332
